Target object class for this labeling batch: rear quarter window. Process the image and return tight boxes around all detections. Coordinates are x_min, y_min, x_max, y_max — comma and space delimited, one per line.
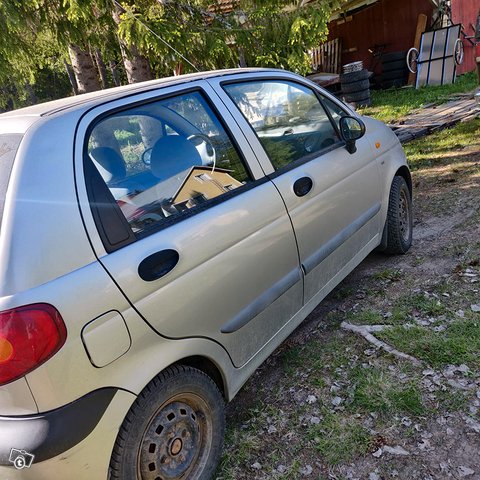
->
0, 134, 23, 232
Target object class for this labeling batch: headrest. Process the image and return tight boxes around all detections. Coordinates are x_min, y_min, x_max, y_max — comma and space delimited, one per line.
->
150, 136, 202, 181
89, 147, 126, 184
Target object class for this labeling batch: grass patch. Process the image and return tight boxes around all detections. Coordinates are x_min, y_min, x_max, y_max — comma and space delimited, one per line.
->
362, 72, 477, 123
396, 292, 447, 317
371, 268, 403, 282
349, 367, 425, 416
218, 429, 263, 479
308, 413, 371, 465
404, 118, 480, 171
346, 309, 383, 325
378, 319, 480, 368
435, 388, 469, 412
346, 305, 412, 327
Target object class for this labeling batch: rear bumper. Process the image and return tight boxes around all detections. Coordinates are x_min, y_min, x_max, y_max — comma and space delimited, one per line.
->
0, 388, 135, 479
0, 388, 117, 466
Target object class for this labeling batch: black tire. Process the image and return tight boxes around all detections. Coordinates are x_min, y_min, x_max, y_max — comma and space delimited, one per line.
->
340, 69, 370, 84
344, 90, 371, 102
382, 68, 408, 81
381, 51, 408, 63
344, 96, 372, 108
383, 176, 413, 254
382, 59, 407, 72
110, 365, 226, 480
342, 79, 370, 94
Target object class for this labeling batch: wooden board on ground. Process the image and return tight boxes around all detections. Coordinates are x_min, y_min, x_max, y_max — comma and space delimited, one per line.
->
390, 97, 480, 144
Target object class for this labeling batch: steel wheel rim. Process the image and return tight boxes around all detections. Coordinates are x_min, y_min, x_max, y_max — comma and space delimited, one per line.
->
138, 393, 213, 480
398, 189, 411, 243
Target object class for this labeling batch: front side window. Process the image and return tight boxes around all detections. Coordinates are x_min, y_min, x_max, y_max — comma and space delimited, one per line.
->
87, 91, 251, 236
224, 80, 340, 170
320, 94, 348, 130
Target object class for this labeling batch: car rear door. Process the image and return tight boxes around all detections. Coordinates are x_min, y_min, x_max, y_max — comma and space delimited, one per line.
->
213, 74, 383, 305
75, 81, 302, 368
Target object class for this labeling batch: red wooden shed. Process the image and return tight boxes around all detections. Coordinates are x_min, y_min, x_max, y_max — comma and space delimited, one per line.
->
323, 0, 479, 78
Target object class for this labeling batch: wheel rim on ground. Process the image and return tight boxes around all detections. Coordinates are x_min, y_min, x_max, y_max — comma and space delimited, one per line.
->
407, 48, 419, 74
398, 188, 411, 244
138, 394, 213, 480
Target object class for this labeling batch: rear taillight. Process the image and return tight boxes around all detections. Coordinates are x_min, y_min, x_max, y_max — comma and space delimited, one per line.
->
0, 304, 67, 385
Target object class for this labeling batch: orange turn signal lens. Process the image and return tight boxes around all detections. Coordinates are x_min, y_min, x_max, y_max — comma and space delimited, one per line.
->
0, 337, 14, 363
375, 142, 381, 149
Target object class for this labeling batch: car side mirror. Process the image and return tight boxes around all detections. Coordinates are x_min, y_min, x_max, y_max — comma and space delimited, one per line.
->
339, 116, 366, 154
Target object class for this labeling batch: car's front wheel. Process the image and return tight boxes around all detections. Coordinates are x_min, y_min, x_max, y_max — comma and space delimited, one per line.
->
110, 365, 225, 480
383, 175, 413, 254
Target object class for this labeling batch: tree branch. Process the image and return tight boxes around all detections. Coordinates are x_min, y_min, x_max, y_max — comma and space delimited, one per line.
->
341, 322, 422, 365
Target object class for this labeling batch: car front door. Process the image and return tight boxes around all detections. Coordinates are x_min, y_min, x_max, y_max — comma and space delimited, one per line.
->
75, 82, 302, 368
216, 75, 383, 305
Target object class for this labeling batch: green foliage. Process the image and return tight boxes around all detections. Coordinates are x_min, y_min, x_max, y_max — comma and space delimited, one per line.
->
0, 0, 337, 109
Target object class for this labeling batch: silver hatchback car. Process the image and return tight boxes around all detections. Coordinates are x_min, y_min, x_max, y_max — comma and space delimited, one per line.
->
0, 68, 412, 479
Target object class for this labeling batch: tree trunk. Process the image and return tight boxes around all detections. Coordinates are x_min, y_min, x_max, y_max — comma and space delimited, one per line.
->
173, 62, 184, 76
68, 44, 102, 94
109, 60, 122, 87
24, 83, 37, 105
238, 47, 248, 68
94, 48, 109, 89
113, 4, 154, 84
119, 40, 153, 84
64, 59, 79, 95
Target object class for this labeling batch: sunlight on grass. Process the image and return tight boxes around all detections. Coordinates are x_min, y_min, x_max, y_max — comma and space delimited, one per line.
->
378, 319, 480, 369
362, 72, 478, 123
403, 118, 480, 172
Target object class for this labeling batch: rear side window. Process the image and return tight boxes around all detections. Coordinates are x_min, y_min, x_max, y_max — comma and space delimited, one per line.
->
86, 91, 252, 237
223, 80, 340, 170
0, 134, 23, 232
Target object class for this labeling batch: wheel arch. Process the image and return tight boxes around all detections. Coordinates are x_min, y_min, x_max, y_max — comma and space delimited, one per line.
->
378, 165, 413, 252
395, 165, 412, 197
177, 356, 227, 400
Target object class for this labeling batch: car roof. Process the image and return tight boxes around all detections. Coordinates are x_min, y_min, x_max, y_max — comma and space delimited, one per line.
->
0, 68, 276, 121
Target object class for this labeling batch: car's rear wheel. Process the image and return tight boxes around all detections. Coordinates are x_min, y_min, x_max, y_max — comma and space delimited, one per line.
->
110, 365, 225, 480
383, 175, 413, 254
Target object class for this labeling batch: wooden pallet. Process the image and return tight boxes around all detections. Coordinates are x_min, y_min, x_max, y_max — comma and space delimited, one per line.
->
390, 97, 480, 144
311, 38, 342, 74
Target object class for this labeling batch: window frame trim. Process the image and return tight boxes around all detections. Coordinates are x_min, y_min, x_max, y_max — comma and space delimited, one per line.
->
82, 85, 265, 253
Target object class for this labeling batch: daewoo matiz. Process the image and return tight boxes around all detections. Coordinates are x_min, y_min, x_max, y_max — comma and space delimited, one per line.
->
0, 68, 412, 479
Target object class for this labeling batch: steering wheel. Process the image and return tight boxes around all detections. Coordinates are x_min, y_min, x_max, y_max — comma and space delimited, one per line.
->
187, 134, 216, 167
304, 132, 323, 153
141, 147, 153, 165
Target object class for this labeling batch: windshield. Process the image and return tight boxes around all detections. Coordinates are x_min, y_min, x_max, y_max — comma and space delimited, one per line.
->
0, 134, 23, 232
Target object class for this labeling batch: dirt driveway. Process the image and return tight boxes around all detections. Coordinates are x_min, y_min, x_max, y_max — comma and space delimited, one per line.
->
217, 119, 480, 480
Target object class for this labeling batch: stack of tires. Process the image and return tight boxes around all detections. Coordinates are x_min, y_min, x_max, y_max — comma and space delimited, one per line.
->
340, 69, 371, 108
381, 51, 408, 89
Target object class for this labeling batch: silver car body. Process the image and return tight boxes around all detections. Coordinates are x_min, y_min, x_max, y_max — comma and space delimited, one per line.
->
0, 68, 410, 479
